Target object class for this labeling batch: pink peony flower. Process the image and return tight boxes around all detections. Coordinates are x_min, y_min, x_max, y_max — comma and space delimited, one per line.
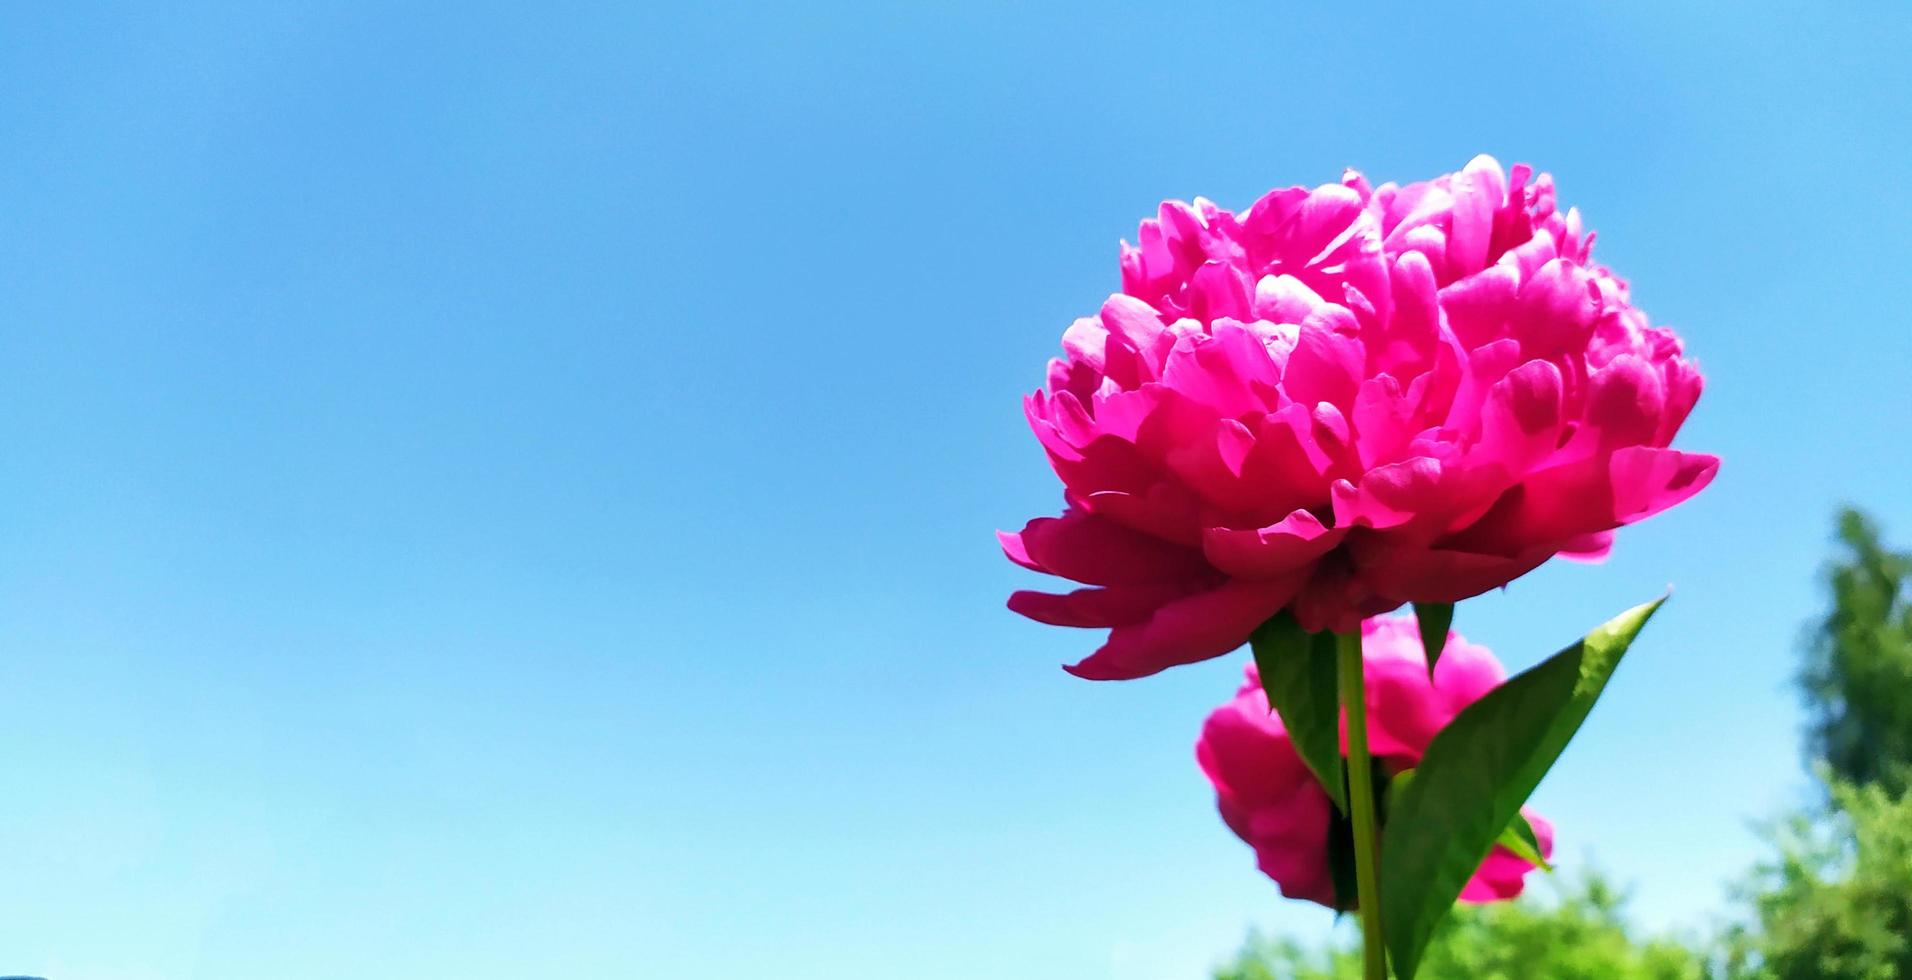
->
1196, 615, 1552, 908
1003, 156, 1718, 679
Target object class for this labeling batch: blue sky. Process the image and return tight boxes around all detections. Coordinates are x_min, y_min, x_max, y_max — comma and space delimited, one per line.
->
0, 3, 1908, 978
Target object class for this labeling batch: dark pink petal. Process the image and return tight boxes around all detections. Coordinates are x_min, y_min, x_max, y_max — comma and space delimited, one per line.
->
1064, 575, 1306, 680
1351, 374, 1419, 470
1439, 264, 1521, 350
1444, 447, 1720, 557
1370, 250, 1442, 377
1190, 261, 1253, 322
1656, 357, 1704, 446
1098, 294, 1175, 388
1445, 338, 1524, 434
1234, 402, 1340, 521
1511, 259, 1600, 358
1081, 485, 1206, 545
999, 509, 1210, 586
1006, 582, 1193, 628
1446, 155, 1507, 278
1583, 353, 1667, 449
1460, 809, 1554, 903
1381, 183, 1453, 251
1608, 446, 1720, 525
1502, 228, 1563, 281
1203, 510, 1347, 579
1474, 358, 1567, 474
1347, 535, 1553, 604
1431, 648, 1507, 719
1359, 648, 1456, 760
1198, 666, 1338, 906
1100, 293, 1172, 357
1159, 321, 1282, 419
1058, 315, 1110, 382
1239, 186, 1311, 250
1284, 309, 1366, 409
1397, 222, 1451, 279
1313, 616, 1503, 764
1555, 530, 1615, 562
1288, 559, 1397, 634
1488, 162, 1537, 259
1331, 457, 1444, 532
1254, 273, 1330, 324
1198, 683, 1310, 809
1254, 817, 1337, 907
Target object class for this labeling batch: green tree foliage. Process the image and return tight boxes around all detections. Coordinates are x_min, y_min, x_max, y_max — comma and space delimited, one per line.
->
1214, 871, 1706, 980
1720, 780, 1912, 980
1721, 508, 1912, 979
1801, 508, 1912, 796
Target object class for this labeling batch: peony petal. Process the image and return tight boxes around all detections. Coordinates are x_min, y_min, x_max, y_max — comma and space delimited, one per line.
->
1232, 402, 1341, 521
1284, 308, 1366, 409
1439, 264, 1521, 350
1371, 249, 1442, 377
1081, 485, 1205, 545
1202, 509, 1347, 579
1189, 260, 1253, 322
1331, 457, 1444, 531
1609, 446, 1720, 525
1443, 447, 1720, 557
1460, 809, 1553, 903
1253, 273, 1329, 324
1064, 575, 1306, 679
1511, 258, 1600, 358
1556, 529, 1615, 562
1445, 337, 1524, 433
1446, 154, 1506, 278
1159, 321, 1282, 420
1198, 695, 1310, 808
1358, 648, 1454, 760
1351, 374, 1419, 470
1583, 353, 1667, 450
1474, 358, 1566, 475
1347, 535, 1553, 604
999, 508, 1210, 586
1006, 582, 1194, 628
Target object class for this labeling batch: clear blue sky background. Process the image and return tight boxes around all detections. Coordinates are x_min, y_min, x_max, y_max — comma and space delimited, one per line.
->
0, 3, 1907, 978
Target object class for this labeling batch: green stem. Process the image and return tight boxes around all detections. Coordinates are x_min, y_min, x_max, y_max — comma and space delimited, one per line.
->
1338, 629, 1387, 979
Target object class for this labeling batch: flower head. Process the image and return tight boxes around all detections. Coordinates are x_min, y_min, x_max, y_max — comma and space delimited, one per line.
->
1196, 616, 1552, 907
1004, 156, 1718, 679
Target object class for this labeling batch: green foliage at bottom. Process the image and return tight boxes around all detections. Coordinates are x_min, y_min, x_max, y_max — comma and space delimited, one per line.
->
1214, 870, 1706, 980
1719, 778, 1912, 980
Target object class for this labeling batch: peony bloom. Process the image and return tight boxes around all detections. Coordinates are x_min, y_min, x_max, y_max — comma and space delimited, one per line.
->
1003, 156, 1718, 679
1196, 615, 1552, 907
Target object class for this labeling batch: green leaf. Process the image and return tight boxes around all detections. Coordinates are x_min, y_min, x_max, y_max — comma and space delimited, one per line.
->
1414, 602, 1454, 675
1250, 612, 1345, 814
1497, 812, 1552, 873
1387, 767, 1417, 810
1380, 595, 1667, 979
1389, 769, 1547, 870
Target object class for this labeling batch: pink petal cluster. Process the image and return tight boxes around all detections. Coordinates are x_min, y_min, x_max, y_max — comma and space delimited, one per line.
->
1197, 616, 1552, 907
1003, 156, 1718, 679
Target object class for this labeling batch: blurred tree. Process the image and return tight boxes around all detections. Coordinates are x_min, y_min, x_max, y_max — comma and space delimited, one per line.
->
1800, 508, 1912, 796
1719, 780, 1912, 979
1214, 871, 1707, 980
1720, 509, 1912, 979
